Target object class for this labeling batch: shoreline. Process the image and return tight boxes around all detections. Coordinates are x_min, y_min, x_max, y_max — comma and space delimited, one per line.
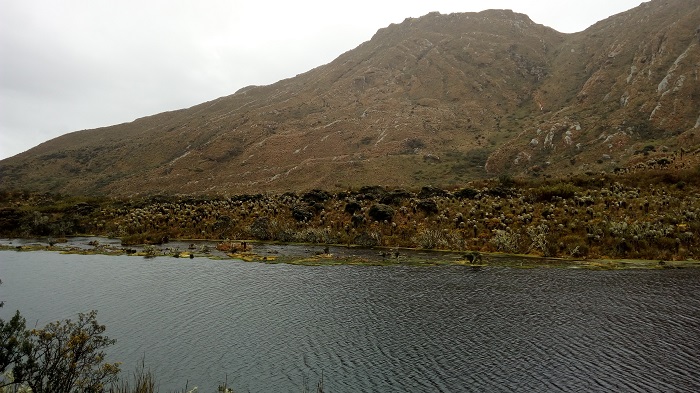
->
1, 176, 699, 263
2, 236, 699, 270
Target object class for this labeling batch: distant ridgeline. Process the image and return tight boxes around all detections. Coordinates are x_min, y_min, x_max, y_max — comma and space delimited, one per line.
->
0, 0, 699, 196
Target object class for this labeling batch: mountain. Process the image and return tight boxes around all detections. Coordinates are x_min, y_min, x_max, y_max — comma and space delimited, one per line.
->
2, 0, 699, 196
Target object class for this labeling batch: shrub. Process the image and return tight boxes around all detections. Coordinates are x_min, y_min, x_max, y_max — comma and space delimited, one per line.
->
608, 221, 629, 237
13, 311, 121, 393
490, 228, 520, 253
531, 183, 579, 202
418, 186, 448, 199
212, 215, 234, 236
380, 189, 412, 205
120, 231, 170, 246
498, 174, 516, 188
368, 204, 394, 222
484, 186, 512, 197
354, 231, 381, 247
404, 138, 425, 150
249, 217, 272, 240
416, 199, 439, 215
454, 188, 478, 199
351, 214, 366, 227
559, 235, 589, 258
357, 186, 387, 201
526, 223, 551, 256
413, 229, 448, 249
301, 189, 331, 204
297, 228, 333, 244
1, 312, 29, 376
344, 201, 362, 214
267, 220, 296, 243
291, 206, 314, 222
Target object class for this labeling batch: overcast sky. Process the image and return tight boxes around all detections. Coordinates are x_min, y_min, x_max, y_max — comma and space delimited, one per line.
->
0, 0, 644, 160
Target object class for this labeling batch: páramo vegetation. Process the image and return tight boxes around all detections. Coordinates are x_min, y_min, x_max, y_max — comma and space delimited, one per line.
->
1, 168, 699, 261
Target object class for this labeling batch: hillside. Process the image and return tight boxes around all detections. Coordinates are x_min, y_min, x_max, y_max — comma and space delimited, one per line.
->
1, 0, 699, 196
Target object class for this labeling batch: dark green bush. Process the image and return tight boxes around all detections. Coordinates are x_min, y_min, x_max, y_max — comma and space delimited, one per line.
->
418, 186, 449, 199
344, 201, 362, 214
357, 186, 387, 200
302, 189, 331, 204
380, 189, 413, 205
368, 204, 394, 222
531, 183, 579, 202
416, 199, 439, 215
249, 217, 272, 240
454, 187, 478, 199
291, 206, 314, 222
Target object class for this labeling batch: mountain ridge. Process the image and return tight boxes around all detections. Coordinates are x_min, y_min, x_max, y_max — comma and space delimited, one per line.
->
2, 0, 699, 196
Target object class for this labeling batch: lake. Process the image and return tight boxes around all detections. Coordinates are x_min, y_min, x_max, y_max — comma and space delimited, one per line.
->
1, 250, 699, 392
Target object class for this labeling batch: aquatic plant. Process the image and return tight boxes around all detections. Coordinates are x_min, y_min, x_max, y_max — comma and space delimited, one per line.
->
107, 359, 155, 393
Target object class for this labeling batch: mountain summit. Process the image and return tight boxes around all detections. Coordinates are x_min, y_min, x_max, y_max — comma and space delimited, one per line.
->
2, 0, 699, 196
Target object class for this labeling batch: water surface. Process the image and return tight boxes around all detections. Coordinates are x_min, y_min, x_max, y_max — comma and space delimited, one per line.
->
1, 251, 699, 392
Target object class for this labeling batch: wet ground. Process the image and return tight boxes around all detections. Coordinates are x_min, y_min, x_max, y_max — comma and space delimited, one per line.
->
1, 236, 698, 270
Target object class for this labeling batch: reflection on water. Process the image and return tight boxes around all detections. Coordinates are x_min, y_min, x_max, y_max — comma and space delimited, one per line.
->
1, 251, 699, 392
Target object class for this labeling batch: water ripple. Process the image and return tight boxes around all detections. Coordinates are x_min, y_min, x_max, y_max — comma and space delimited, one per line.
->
2, 252, 700, 392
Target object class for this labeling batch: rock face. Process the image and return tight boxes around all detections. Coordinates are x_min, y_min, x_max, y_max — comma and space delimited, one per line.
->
1, 0, 699, 196
486, 0, 700, 175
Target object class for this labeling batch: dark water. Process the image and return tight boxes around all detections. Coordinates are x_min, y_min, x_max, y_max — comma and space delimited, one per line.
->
1, 251, 699, 392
